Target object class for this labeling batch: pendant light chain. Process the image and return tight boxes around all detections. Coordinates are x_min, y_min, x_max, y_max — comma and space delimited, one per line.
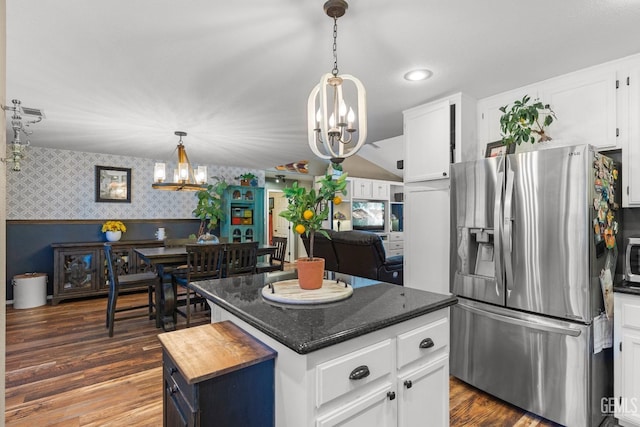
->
332, 16, 339, 77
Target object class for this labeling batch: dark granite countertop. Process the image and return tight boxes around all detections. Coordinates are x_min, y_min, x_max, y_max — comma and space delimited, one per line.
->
189, 271, 457, 355
614, 280, 640, 296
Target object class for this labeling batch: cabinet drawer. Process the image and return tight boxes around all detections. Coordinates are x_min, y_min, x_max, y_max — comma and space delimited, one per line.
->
621, 299, 640, 330
397, 317, 449, 370
387, 249, 403, 257
389, 233, 403, 241
316, 339, 392, 408
389, 241, 403, 250
164, 353, 195, 409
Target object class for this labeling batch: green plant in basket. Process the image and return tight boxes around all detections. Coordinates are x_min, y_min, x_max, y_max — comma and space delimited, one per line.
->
280, 172, 347, 259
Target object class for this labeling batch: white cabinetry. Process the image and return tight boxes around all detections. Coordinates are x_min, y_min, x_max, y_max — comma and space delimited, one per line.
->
614, 292, 640, 427
403, 93, 476, 183
352, 178, 389, 200
403, 182, 450, 295
477, 64, 620, 154
215, 306, 450, 426
388, 232, 404, 257
624, 59, 640, 207
541, 67, 618, 150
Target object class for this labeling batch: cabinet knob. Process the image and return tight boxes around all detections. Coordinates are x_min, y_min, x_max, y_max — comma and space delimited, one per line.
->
419, 338, 435, 349
404, 380, 413, 389
349, 365, 370, 380
387, 391, 396, 401
442, 172, 447, 177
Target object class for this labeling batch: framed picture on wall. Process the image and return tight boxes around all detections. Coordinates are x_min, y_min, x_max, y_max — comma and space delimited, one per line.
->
95, 166, 131, 203
485, 141, 515, 158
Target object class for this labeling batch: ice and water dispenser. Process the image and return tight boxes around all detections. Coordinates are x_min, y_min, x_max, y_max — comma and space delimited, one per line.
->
455, 227, 495, 279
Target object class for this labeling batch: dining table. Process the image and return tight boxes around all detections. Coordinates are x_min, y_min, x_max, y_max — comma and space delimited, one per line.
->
135, 243, 277, 331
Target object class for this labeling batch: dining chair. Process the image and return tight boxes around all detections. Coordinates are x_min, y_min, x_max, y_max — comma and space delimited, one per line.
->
256, 236, 287, 273
172, 243, 225, 327
225, 241, 259, 277
103, 244, 160, 337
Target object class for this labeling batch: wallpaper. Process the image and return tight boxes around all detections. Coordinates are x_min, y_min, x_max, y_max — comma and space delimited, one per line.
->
6, 146, 265, 220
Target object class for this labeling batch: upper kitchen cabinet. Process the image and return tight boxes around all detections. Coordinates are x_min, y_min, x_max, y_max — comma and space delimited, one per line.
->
624, 57, 640, 207
403, 93, 477, 183
540, 66, 619, 151
478, 59, 623, 155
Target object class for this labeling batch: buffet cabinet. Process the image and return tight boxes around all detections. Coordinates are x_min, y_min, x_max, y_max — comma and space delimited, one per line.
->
51, 240, 164, 305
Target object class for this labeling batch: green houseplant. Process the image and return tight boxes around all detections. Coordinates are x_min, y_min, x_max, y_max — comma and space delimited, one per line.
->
499, 95, 557, 146
280, 172, 348, 289
235, 172, 257, 186
192, 177, 229, 238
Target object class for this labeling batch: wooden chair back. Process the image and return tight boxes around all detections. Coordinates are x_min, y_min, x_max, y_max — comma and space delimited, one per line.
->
225, 242, 259, 277
185, 244, 225, 281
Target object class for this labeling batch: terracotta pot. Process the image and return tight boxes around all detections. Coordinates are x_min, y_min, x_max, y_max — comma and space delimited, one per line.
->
240, 179, 250, 186
296, 257, 325, 290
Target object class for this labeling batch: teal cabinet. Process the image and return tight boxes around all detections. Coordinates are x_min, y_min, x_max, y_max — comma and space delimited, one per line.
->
220, 186, 265, 245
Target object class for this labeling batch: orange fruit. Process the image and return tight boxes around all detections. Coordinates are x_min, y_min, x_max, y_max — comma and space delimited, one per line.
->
333, 196, 342, 205
295, 224, 305, 234
303, 209, 314, 220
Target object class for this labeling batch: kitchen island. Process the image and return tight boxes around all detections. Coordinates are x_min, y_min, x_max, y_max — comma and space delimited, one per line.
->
189, 271, 457, 427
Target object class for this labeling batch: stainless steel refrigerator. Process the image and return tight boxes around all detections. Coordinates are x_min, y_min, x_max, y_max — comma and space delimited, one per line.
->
449, 144, 619, 427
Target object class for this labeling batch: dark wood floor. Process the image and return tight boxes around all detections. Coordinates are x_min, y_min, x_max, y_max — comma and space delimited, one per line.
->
3, 292, 606, 426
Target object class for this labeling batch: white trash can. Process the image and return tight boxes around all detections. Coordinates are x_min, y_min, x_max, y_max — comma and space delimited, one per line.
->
13, 273, 47, 309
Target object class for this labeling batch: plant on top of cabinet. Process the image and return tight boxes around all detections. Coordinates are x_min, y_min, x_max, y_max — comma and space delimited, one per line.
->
193, 176, 229, 237
235, 172, 257, 186
499, 95, 557, 146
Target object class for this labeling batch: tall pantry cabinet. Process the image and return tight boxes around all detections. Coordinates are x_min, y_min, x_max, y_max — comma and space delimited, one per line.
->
403, 92, 476, 295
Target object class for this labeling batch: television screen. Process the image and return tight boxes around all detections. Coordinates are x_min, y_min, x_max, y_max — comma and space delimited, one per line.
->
352, 201, 385, 231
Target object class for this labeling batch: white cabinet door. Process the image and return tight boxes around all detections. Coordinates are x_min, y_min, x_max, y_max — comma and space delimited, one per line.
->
625, 66, 640, 207
614, 293, 640, 427
397, 355, 449, 427
372, 181, 390, 200
403, 100, 451, 182
403, 183, 450, 294
541, 68, 618, 150
315, 383, 396, 427
352, 178, 373, 199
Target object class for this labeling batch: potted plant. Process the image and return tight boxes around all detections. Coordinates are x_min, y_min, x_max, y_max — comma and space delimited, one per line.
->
192, 177, 229, 239
102, 220, 126, 242
280, 172, 348, 289
235, 172, 257, 186
499, 95, 557, 147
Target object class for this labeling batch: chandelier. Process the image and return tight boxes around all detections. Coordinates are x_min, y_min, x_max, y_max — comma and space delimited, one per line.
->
2, 99, 45, 171
152, 131, 207, 191
308, 0, 367, 164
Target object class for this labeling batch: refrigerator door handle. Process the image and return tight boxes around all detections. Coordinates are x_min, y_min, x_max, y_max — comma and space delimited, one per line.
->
503, 166, 515, 292
494, 168, 504, 296
458, 300, 582, 337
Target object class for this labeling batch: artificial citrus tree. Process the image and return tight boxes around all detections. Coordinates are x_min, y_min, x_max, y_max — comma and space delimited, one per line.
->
280, 172, 348, 260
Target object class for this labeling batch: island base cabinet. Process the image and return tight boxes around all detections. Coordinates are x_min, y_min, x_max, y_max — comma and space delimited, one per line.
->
397, 355, 449, 427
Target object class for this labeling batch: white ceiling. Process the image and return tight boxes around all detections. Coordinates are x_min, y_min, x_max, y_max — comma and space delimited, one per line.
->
6, 0, 640, 174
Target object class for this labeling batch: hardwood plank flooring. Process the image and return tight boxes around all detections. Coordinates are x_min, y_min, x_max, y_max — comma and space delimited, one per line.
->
4, 292, 616, 426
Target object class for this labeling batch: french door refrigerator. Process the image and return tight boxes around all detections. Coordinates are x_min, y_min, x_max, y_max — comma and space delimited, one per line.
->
449, 144, 619, 427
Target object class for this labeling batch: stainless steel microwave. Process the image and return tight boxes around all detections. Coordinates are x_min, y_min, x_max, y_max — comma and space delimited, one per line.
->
625, 237, 640, 283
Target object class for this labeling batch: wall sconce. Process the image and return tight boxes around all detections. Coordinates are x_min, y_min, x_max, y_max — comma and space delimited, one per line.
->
2, 99, 45, 171
275, 174, 286, 183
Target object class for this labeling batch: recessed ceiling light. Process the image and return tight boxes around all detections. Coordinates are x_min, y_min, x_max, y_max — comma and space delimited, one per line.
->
404, 69, 433, 81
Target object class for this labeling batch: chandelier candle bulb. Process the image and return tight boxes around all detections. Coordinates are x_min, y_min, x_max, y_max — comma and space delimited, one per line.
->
154, 162, 166, 183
